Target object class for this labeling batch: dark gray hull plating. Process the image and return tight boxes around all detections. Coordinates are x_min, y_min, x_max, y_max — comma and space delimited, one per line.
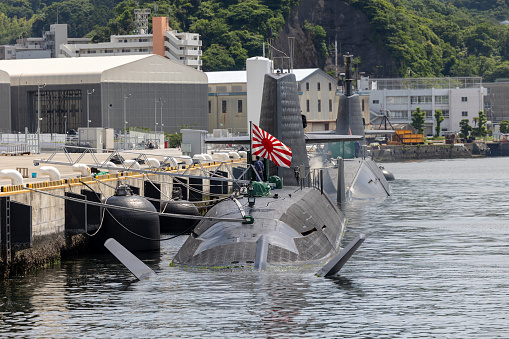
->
172, 187, 346, 268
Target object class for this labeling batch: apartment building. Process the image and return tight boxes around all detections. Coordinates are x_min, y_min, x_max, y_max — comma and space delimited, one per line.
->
1, 17, 202, 70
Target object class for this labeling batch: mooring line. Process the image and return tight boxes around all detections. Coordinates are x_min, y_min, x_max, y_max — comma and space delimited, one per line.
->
25, 187, 246, 223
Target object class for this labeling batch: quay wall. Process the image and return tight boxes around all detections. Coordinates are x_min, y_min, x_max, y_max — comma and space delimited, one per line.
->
0, 160, 244, 279
370, 142, 490, 162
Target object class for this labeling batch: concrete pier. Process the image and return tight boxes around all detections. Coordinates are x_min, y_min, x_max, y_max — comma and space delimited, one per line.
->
0, 150, 244, 279
370, 142, 491, 162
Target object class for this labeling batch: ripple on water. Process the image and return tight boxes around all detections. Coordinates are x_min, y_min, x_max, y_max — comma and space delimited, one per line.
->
1, 158, 509, 337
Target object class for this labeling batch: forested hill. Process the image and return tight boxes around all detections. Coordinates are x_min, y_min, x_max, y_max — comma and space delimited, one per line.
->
1, 0, 509, 81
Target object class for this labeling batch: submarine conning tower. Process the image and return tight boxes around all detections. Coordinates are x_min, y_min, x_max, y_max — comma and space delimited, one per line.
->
336, 54, 366, 145
259, 72, 309, 186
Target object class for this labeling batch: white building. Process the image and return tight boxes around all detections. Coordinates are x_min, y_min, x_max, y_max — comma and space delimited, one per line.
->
366, 77, 486, 135
4, 24, 89, 60
60, 34, 153, 57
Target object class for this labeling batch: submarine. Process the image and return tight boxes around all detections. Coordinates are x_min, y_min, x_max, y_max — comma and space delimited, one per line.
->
309, 54, 392, 201
172, 72, 356, 270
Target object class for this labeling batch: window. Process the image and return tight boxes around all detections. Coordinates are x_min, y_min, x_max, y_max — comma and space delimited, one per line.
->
238, 100, 243, 113
318, 100, 321, 112
462, 97, 468, 102
208, 101, 211, 114
435, 95, 449, 104
442, 110, 449, 117
387, 96, 408, 105
411, 96, 432, 104
329, 82, 332, 91
317, 82, 321, 91
222, 100, 227, 113
325, 123, 329, 131
306, 100, 310, 112
373, 100, 379, 104
306, 82, 309, 91
329, 99, 333, 112
391, 111, 408, 119
362, 99, 365, 111
462, 111, 468, 117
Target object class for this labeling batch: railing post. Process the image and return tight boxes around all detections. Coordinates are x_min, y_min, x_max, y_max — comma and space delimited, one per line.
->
337, 157, 345, 205
320, 169, 323, 195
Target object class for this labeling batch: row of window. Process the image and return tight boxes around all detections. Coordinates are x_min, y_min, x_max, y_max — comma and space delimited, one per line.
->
117, 39, 150, 43
385, 110, 451, 119
208, 100, 244, 114
304, 82, 334, 91
381, 95, 467, 105
306, 99, 333, 112
208, 99, 335, 114
83, 48, 150, 54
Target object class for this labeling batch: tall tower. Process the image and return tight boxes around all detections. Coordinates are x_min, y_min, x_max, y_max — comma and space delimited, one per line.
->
134, 9, 151, 34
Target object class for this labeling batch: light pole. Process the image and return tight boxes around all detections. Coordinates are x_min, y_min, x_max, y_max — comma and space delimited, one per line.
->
123, 94, 131, 149
87, 89, 94, 128
63, 115, 67, 137
108, 103, 112, 128
37, 83, 46, 154
155, 98, 159, 145
160, 98, 164, 147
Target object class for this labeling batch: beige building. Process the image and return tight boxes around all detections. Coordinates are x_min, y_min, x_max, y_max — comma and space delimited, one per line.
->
206, 68, 341, 135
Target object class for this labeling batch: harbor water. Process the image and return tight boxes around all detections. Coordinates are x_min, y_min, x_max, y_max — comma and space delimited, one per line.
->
1, 157, 508, 337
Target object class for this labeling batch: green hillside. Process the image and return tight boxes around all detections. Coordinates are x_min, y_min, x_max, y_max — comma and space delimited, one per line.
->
1, 0, 509, 80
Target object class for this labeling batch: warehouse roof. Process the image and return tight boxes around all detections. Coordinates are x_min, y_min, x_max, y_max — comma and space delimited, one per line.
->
0, 54, 207, 86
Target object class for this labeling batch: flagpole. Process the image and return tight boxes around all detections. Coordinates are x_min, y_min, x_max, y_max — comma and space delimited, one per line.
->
249, 120, 254, 185
249, 120, 253, 155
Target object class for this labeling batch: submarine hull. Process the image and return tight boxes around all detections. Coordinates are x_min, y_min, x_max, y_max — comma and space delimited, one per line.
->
172, 187, 346, 268
318, 157, 391, 200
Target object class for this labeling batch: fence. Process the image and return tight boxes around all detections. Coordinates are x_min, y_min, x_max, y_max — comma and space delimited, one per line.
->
0, 133, 68, 154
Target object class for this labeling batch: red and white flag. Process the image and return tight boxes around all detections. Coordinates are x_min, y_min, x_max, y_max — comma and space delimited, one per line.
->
251, 123, 292, 168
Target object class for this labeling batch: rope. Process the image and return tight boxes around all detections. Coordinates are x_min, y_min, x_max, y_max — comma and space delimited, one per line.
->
25, 187, 246, 223
80, 180, 196, 241
142, 172, 172, 200
91, 176, 228, 207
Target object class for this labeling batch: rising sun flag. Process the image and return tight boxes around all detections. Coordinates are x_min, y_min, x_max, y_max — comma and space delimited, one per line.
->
251, 123, 292, 168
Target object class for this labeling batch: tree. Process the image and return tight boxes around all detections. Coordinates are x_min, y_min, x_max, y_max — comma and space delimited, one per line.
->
201, 44, 235, 71
434, 109, 444, 137
499, 120, 509, 134
411, 107, 426, 134
472, 111, 487, 137
459, 119, 472, 139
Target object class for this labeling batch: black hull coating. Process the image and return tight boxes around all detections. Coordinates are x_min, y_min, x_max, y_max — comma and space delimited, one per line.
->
160, 200, 200, 234
91, 195, 160, 252
172, 187, 346, 268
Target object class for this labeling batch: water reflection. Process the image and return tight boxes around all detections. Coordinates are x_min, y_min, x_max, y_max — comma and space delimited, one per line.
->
1, 158, 509, 337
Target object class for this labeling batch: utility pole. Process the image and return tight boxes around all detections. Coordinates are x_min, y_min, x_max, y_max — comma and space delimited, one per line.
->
155, 98, 159, 145
123, 94, 131, 149
87, 89, 95, 128
37, 83, 46, 154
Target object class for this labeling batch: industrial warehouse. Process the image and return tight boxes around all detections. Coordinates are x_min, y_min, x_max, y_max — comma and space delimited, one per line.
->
0, 54, 208, 134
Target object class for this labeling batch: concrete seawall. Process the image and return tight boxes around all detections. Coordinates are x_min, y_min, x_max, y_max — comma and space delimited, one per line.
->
371, 142, 490, 162
0, 160, 244, 279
